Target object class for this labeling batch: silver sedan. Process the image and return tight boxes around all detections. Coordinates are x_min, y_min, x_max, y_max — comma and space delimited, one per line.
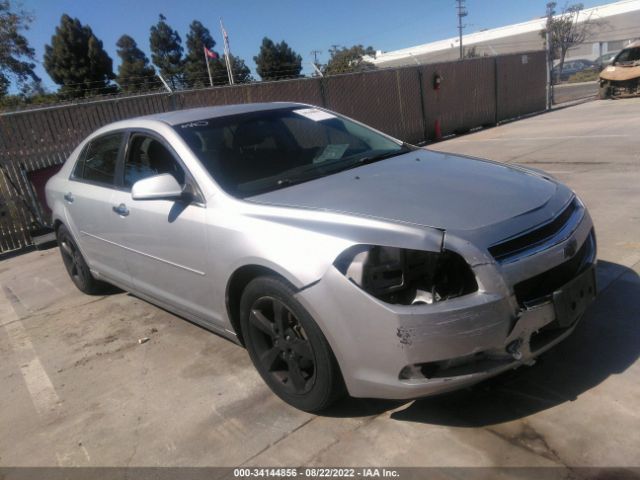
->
46, 102, 597, 411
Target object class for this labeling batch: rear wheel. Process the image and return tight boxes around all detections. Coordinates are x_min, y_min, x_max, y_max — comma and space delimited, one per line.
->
57, 224, 108, 294
240, 276, 345, 412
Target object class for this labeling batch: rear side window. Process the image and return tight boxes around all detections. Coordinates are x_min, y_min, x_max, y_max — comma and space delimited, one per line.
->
72, 132, 124, 186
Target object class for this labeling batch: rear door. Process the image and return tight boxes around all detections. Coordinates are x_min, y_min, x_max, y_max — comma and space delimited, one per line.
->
64, 131, 134, 288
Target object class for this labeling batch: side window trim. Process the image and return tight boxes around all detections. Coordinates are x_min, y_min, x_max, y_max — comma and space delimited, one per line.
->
114, 131, 131, 191
69, 130, 127, 190
70, 143, 90, 181
124, 129, 206, 205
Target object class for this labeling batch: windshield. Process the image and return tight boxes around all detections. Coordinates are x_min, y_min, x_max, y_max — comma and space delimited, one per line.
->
614, 47, 640, 65
174, 107, 410, 197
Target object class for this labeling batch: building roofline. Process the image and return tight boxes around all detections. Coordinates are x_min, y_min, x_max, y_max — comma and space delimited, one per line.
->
369, 0, 640, 64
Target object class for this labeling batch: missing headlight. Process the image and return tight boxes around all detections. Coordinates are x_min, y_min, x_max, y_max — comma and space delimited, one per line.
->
334, 245, 478, 305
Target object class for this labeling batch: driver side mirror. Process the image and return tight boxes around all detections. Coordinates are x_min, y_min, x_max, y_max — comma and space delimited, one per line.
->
131, 174, 184, 201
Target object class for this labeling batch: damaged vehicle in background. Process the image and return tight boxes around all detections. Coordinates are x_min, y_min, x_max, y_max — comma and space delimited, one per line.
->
599, 41, 640, 98
46, 102, 597, 412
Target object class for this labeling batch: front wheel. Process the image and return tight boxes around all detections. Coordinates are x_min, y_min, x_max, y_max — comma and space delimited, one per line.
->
240, 276, 345, 412
598, 81, 611, 99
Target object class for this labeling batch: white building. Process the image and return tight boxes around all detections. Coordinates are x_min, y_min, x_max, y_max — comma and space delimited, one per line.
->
367, 0, 640, 68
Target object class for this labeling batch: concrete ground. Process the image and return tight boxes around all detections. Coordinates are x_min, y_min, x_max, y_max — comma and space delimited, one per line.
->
1, 98, 639, 470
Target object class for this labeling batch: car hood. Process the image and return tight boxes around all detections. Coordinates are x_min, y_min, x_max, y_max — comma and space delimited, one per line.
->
599, 64, 640, 81
248, 149, 559, 232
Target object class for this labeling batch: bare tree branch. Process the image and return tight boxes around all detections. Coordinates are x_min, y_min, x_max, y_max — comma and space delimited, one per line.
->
541, 2, 599, 79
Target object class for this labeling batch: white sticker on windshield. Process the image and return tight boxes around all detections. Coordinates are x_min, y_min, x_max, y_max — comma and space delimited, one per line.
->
294, 108, 336, 122
314, 144, 349, 163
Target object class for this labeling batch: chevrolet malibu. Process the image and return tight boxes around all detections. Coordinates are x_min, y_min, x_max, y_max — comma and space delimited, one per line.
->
46, 102, 597, 411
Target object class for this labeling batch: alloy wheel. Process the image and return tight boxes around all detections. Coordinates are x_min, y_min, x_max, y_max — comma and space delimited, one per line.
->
59, 233, 86, 285
248, 296, 316, 394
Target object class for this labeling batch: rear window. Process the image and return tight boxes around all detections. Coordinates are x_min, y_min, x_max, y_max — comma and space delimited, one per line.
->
72, 132, 124, 186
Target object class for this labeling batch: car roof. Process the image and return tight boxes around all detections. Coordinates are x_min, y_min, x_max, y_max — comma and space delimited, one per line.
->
136, 101, 306, 126
616, 41, 640, 53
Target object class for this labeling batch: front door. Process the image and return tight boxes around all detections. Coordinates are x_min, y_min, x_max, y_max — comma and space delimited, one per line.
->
115, 133, 216, 323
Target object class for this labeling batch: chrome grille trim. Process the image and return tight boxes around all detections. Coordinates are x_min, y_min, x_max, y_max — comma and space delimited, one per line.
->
488, 198, 584, 264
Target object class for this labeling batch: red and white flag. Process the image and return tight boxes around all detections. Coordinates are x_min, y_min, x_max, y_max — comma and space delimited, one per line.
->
203, 46, 218, 59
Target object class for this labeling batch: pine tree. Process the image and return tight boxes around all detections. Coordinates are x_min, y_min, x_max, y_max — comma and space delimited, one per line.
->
210, 53, 253, 85
149, 14, 184, 90
0, 0, 39, 97
116, 34, 158, 93
254, 37, 302, 81
184, 20, 217, 87
43, 14, 115, 97
228, 55, 252, 84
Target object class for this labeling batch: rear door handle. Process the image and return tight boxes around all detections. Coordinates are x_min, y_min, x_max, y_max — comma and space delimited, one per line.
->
112, 203, 130, 217
63, 192, 74, 203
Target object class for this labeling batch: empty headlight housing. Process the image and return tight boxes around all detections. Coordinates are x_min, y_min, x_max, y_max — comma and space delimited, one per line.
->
334, 245, 478, 305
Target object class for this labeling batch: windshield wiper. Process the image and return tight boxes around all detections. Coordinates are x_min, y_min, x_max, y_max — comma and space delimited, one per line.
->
352, 145, 413, 166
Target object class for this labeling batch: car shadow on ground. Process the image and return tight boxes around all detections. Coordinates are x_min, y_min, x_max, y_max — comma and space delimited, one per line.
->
325, 260, 640, 425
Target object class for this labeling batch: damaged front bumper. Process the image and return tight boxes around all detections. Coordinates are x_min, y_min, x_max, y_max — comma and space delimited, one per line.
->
294, 223, 596, 400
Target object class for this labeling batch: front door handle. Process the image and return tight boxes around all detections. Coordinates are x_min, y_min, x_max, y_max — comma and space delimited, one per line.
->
64, 192, 74, 203
112, 203, 130, 217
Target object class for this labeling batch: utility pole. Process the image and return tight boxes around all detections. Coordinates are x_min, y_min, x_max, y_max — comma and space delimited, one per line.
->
310, 49, 322, 76
456, 0, 467, 59
310, 50, 322, 65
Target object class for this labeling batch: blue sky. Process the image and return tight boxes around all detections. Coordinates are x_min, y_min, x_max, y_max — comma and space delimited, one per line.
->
21, 0, 606, 90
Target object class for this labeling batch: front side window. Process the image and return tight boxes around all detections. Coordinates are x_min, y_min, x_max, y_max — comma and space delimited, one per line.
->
73, 132, 123, 186
175, 107, 411, 197
124, 135, 186, 188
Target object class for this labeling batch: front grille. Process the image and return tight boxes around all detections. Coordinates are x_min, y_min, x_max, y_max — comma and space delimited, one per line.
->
513, 229, 596, 307
489, 199, 579, 262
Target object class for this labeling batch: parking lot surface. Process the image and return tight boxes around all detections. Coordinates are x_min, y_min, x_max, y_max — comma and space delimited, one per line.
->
1, 98, 639, 469
553, 81, 598, 104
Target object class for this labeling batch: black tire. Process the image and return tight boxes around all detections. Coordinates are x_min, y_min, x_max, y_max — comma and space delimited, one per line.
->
240, 276, 346, 412
598, 81, 610, 99
56, 224, 108, 295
